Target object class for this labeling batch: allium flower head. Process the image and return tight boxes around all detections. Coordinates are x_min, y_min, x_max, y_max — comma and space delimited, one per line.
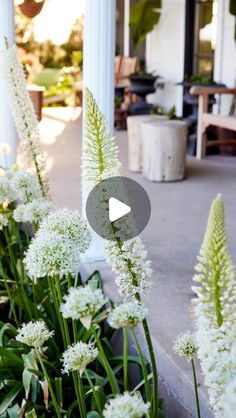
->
108, 301, 148, 329
0, 213, 9, 230
61, 285, 107, 329
103, 392, 150, 418
16, 321, 53, 347
62, 341, 98, 375
173, 331, 197, 361
11, 171, 41, 203
24, 231, 81, 281
39, 208, 91, 253
13, 199, 55, 224
0, 176, 15, 205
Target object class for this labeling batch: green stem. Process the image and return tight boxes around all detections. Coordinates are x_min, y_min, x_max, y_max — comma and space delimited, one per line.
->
142, 318, 158, 418
35, 349, 61, 418
85, 370, 103, 415
3, 275, 19, 326
91, 325, 119, 395
131, 329, 151, 402
72, 371, 86, 418
55, 276, 70, 345
123, 328, 129, 391
191, 359, 201, 418
48, 276, 66, 348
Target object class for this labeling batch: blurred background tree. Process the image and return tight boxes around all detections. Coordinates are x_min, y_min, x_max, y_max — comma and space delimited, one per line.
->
15, 5, 84, 106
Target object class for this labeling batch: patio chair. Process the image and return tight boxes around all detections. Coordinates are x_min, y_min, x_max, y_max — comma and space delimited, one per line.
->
190, 86, 236, 159
115, 56, 139, 86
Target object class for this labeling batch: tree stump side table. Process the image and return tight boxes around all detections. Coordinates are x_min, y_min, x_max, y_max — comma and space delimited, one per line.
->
127, 115, 168, 172
141, 120, 187, 182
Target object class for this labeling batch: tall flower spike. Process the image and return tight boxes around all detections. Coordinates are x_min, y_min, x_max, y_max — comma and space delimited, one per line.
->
82, 87, 120, 190
192, 194, 236, 417
83, 89, 152, 299
4, 44, 48, 197
192, 194, 236, 327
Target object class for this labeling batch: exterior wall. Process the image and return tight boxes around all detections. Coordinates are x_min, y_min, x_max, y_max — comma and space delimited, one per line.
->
146, 0, 186, 116
214, 0, 236, 115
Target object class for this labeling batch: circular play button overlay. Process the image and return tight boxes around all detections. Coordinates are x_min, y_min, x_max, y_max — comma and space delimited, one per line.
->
86, 176, 151, 241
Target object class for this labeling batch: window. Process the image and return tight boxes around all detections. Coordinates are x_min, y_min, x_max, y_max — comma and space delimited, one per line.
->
193, 0, 218, 77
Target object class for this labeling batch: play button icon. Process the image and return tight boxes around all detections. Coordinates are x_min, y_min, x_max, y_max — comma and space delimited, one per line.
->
109, 197, 131, 222
86, 176, 151, 241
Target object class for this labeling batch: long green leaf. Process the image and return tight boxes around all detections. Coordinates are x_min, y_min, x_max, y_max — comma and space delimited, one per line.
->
130, 0, 162, 48
0, 382, 23, 415
0, 347, 23, 367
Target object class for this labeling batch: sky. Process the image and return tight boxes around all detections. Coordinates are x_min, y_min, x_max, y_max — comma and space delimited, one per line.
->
33, 0, 85, 45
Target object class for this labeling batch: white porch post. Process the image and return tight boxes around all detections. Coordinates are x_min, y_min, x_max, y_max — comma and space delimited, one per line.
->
82, 0, 116, 262
83, 0, 116, 130
124, 0, 130, 57
0, 0, 16, 168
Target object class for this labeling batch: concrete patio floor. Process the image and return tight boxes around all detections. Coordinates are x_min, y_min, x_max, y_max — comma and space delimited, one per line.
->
40, 107, 236, 418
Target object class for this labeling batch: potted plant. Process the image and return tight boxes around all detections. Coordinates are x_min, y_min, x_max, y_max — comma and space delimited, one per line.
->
18, 0, 45, 18
129, 0, 162, 50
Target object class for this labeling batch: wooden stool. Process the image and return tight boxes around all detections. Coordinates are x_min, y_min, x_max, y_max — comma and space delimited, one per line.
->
127, 115, 168, 172
141, 120, 187, 182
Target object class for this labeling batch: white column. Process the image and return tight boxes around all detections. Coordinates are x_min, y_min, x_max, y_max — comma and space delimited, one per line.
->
0, 0, 16, 168
83, 0, 116, 130
82, 0, 116, 262
124, 0, 130, 57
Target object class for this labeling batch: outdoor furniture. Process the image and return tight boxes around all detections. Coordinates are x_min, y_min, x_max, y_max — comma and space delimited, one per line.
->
190, 86, 236, 159
27, 85, 45, 121
115, 56, 138, 86
127, 115, 168, 172
141, 120, 187, 182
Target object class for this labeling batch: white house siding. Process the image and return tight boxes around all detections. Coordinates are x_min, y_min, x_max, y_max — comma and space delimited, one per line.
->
146, 0, 186, 116
214, 0, 236, 114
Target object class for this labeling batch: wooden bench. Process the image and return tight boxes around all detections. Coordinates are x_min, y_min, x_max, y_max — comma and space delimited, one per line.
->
190, 86, 236, 159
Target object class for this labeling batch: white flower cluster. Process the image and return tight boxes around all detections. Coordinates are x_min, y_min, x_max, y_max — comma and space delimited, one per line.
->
4, 44, 48, 195
104, 238, 152, 298
16, 320, 54, 348
39, 208, 91, 252
0, 175, 15, 205
192, 195, 236, 417
61, 341, 98, 375
61, 284, 107, 329
11, 171, 41, 203
24, 209, 91, 281
108, 301, 148, 329
195, 316, 236, 418
24, 231, 81, 281
224, 374, 236, 418
0, 213, 9, 230
13, 199, 54, 224
103, 392, 150, 418
173, 331, 197, 361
